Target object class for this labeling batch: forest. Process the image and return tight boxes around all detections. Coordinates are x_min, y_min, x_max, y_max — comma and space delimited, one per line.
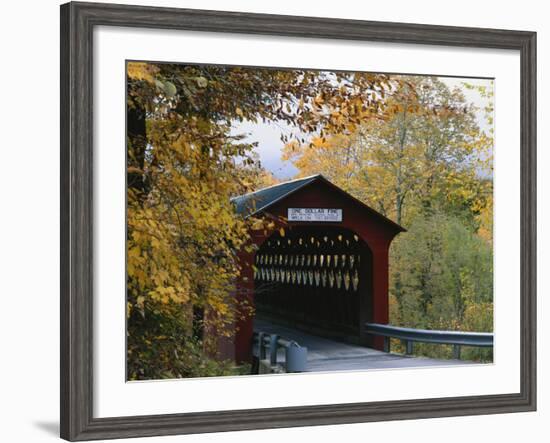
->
126, 62, 493, 380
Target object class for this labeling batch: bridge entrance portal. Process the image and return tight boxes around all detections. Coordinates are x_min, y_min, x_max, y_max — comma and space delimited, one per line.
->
254, 226, 372, 343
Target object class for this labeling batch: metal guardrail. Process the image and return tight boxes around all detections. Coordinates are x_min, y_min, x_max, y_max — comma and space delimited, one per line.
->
252, 331, 307, 373
365, 323, 493, 360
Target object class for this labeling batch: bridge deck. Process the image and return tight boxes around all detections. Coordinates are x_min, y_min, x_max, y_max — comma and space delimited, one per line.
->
254, 318, 471, 372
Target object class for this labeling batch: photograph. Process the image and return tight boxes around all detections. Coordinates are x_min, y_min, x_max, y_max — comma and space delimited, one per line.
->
0, 0, 543, 442
126, 62, 495, 381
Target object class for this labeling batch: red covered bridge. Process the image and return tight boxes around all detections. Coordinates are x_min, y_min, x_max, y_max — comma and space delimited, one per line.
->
225, 174, 406, 363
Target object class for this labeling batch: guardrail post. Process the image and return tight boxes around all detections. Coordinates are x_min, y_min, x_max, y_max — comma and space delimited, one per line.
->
383, 336, 390, 353
269, 334, 279, 366
453, 344, 461, 360
258, 332, 266, 360
405, 340, 414, 355
285, 341, 307, 373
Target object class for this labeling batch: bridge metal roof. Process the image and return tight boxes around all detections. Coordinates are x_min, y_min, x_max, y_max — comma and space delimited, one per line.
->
231, 175, 320, 217
231, 174, 406, 232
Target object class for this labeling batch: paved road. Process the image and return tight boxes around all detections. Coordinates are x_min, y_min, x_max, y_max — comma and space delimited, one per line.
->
254, 318, 471, 372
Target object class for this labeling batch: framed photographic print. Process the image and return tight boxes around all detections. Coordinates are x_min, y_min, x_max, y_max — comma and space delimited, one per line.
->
60, 1, 536, 441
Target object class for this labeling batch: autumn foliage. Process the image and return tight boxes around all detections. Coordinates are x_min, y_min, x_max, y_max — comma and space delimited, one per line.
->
126, 62, 494, 379
126, 62, 396, 379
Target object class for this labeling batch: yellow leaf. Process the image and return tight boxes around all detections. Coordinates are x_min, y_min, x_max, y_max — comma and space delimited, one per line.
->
127, 62, 155, 83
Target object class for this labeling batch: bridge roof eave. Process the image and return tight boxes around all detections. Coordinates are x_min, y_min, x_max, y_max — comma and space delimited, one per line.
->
232, 174, 406, 234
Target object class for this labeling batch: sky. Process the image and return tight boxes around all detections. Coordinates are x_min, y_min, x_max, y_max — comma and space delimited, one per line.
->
232, 76, 493, 180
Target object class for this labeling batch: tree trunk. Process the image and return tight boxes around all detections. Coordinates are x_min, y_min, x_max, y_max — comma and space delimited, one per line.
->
393, 110, 408, 321
127, 100, 148, 199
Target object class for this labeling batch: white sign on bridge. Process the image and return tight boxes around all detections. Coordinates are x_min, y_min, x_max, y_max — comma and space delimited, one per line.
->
287, 208, 342, 222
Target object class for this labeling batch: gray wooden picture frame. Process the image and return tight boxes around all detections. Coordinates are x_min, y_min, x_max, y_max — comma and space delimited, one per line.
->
60, 1, 537, 441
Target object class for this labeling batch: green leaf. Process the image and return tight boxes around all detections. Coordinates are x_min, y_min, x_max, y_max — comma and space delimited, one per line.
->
163, 81, 177, 98
195, 76, 208, 88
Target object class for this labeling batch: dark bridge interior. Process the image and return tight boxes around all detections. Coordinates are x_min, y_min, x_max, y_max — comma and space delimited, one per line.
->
254, 226, 373, 343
